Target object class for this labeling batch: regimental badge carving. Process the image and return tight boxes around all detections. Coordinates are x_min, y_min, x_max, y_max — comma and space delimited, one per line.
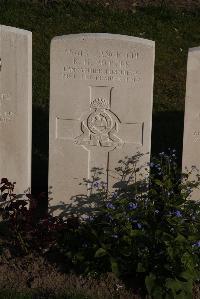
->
74, 86, 123, 150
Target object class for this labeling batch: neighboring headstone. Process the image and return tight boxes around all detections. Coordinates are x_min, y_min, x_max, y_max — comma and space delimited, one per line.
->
182, 47, 200, 200
49, 33, 155, 214
0, 26, 32, 199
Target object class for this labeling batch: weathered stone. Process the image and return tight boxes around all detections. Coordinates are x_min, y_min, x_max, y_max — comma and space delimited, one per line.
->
49, 33, 154, 215
0, 26, 32, 200
182, 47, 200, 200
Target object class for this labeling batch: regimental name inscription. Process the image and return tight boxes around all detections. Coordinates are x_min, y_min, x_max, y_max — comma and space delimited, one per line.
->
63, 48, 141, 83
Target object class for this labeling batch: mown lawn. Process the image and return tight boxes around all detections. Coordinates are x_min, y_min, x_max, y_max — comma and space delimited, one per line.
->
0, 0, 200, 192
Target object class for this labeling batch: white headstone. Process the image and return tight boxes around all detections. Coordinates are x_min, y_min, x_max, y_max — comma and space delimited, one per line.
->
0, 26, 32, 198
49, 33, 154, 214
182, 47, 200, 200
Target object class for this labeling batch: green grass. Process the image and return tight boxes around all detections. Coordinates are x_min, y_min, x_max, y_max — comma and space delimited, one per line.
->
0, 0, 200, 190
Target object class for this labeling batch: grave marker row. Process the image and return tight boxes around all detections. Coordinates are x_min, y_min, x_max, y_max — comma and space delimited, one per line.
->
0, 25, 199, 215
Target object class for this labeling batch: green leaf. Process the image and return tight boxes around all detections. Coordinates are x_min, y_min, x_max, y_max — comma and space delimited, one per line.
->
145, 273, 156, 294
75, 252, 85, 262
154, 179, 163, 186
130, 229, 142, 237
94, 248, 107, 258
110, 257, 120, 276
152, 286, 163, 298
165, 278, 182, 296
175, 234, 186, 243
137, 262, 146, 273
179, 271, 193, 281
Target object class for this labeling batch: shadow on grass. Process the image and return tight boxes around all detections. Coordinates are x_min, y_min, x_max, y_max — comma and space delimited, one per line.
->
151, 110, 184, 166
32, 104, 49, 197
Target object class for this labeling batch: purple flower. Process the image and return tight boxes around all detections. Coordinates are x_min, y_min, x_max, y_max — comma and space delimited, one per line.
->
106, 202, 115, 210
175, 210, 182, 217
137, 223, 142, 229
128, 202, 137, 210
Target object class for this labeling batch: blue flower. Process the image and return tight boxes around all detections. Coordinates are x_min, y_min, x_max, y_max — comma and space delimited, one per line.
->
82, 242, 88, 248
192, 241, 200, 248
93, 182, 99, 188
159, 152, 165, 156
106, 214, 113, 221
111, 192, 117, 198
175, 210, 182, 217
82, 215, 90, 220
155, 164, 161, 169
128, 202, 137, 210
137, 223, 142, 229
128, 216, 136, 222
111, 234, 118, 239
106, 202, 115, 210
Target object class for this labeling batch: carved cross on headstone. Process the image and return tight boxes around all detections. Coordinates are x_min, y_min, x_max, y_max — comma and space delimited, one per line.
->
56, 86, 143, 185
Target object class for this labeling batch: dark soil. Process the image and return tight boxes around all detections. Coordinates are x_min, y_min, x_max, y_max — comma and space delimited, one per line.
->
0, 243, 199, 299
0, 245, 140, 299
80, 0, 200, 10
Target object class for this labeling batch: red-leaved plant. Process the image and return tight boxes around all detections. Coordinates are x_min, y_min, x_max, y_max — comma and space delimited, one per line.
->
0, 179, 68, 255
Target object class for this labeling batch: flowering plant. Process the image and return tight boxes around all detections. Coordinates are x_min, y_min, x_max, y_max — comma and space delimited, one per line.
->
57, 150, 200, 298
0, 150, 199, 298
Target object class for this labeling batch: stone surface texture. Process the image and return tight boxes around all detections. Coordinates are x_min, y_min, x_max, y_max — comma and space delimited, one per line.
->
0, 26, 32, 198
49, 33, 154, 215
182, 47, 200, 201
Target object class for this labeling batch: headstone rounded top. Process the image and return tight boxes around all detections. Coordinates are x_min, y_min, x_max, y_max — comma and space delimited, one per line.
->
189, 46, 200, 53
0, 25, 32, 36
51, 33, 154, 48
